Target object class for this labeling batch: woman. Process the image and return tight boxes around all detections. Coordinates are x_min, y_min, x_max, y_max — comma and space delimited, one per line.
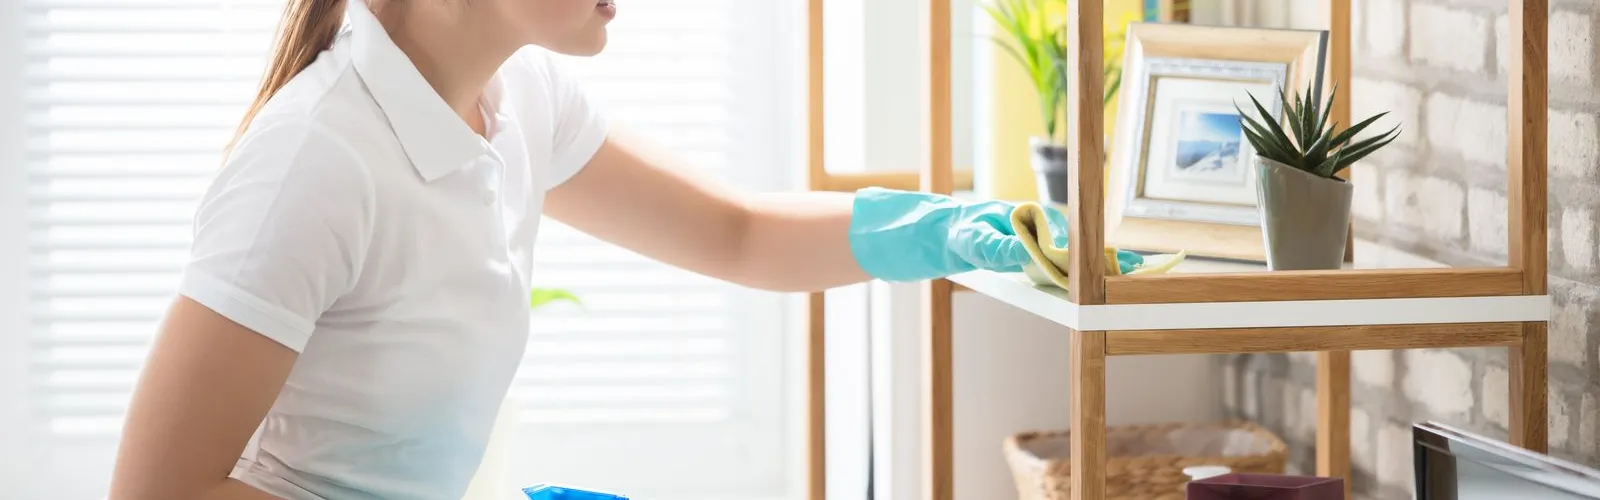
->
105, 0, 1064, 499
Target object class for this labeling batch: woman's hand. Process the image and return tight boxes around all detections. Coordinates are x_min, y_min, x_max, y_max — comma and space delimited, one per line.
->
544, 129, 1047, 291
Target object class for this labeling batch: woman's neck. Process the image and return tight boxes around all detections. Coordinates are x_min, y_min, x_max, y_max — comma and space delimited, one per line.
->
374, 4, 517, 136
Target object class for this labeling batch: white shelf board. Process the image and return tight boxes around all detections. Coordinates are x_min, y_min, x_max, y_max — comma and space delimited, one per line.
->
948, 240, 1550, 331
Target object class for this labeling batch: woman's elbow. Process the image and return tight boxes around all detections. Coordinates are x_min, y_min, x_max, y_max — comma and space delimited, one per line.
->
724, 249, 864, 293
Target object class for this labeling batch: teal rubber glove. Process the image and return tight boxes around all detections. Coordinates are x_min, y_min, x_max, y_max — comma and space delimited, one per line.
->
848, 187, 1145, 282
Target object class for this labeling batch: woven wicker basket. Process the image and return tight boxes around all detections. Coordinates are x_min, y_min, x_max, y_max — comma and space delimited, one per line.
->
1003, 421, 1288, 500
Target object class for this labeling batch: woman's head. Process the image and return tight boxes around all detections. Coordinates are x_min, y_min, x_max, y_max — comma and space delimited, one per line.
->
487, 0, 617, 57
228, 0, 615, 154
371, 0, 616, 56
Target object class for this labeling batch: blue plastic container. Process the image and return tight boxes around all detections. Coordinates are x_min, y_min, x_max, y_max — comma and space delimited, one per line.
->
522, 484, 629, 500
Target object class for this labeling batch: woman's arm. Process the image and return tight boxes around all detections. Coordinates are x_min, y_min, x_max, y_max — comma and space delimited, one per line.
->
545, 128, 869, 292
110, 121, 372, 500
108, 297, 292, 500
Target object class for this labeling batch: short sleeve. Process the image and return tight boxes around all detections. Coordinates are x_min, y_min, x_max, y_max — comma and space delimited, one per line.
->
179, 122, 376, 352
538, 51, 610, 190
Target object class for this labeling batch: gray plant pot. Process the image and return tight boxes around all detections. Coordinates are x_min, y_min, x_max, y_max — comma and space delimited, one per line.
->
1030, 136, 1071, 204
1255, 156, 1353, 271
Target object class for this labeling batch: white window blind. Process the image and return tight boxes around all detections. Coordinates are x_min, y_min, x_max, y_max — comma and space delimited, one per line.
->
506, 1, 793, 497
13, 1, 285, 498
5, 0, 796, 498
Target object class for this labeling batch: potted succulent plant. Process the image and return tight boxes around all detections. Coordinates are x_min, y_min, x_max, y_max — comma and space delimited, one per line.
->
980, 0, 1121, 204
1236, 84, 1400, 270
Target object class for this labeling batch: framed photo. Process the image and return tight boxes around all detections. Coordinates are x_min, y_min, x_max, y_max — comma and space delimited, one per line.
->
1121, 57, 1288, 226
1106, 23, 1328, 262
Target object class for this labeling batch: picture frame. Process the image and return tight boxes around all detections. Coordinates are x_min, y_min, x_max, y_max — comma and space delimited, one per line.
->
1106, 23, 1328, 263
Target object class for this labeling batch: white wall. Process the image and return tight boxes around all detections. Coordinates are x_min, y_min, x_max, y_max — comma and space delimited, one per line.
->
849, 2, 1228, 499
873, 286, 1227, 500
1193, 0, 1330, 29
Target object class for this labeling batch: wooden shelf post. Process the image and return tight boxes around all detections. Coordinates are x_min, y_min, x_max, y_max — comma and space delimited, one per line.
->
1316, 2, 1354, 498
1065, 0, 1110, 498
1508, 0, 1550, 454
922, 0, 957, 499
805, 0, 826, 497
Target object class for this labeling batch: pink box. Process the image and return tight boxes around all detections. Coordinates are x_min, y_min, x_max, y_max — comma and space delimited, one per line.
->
1186, 473, 1344, 500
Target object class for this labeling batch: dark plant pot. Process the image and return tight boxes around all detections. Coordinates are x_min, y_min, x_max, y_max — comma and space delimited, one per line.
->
1255, 157, 1353, 271
1029, 137, 1071, 204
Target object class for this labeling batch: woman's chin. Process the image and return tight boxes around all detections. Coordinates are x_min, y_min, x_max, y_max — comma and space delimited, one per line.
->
544, 35, 608, 57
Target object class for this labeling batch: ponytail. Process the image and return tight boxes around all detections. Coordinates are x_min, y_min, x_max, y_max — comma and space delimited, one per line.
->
225, 0, 350, 156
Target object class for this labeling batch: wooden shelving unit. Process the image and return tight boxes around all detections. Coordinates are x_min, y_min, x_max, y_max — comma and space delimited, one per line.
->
803, 1, 1552, 499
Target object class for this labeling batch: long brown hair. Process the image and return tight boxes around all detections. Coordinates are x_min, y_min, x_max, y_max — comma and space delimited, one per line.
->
225, 0, 350, 156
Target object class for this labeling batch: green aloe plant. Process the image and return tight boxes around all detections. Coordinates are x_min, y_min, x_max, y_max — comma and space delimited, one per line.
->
1236, 83, 1401, 180
979, 0, 1121, 142
529, 288, 580, 310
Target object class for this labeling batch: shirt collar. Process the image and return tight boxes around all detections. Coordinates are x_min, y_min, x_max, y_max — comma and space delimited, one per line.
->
346, 0, 492, 182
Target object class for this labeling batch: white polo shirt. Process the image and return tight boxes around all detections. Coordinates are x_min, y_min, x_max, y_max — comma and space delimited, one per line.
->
176, 0, 607, 498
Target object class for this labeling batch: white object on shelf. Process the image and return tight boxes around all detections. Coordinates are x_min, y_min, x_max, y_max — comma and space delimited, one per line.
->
948, 271, 1550, 331
1183, 465, 1234, 481
947, 239, 1551, 332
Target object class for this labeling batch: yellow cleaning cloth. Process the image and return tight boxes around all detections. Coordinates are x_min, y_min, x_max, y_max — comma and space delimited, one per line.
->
1009, 202, 1189, 288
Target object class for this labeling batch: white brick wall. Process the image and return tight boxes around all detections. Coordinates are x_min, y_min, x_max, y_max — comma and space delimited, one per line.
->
1222, 357, 1238, 410
1409, 3, 1489, 73
1467, 187, 1507, 255
1353, 350, 1393, 388
1495, 14, 1509, 76
1551, 10, 1596, 87
1382, 169, 1416, 229
1242, 367, 1260, 420
1375, 421, 1414, 491
1353, 78, 1422, 146
1228, 1, 1600, 494
1550, 292, 1594, 369
1402, 349, 1474, 417
1551, 109, 1599, 180
1583, 394, 1599, 461
1424, 93, 1507, 164
1562, 206, 1596, 273
1280, 384, 1316, 442
1351, 406, 1376, 473
1555, 282, 1593, 371
1551, 385, 1572, 447
1419, 176, 1465, 241
1364, 0, 1407, 59
1352, 162, 1383, 222
1481, 363, 1509, 428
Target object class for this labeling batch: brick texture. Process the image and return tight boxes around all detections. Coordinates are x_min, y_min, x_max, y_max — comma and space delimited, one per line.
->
1225, 2, 1600, 498
1551, 109, 1599, 180
1365, 0, 1406, 59
1409, 3, 1490, 73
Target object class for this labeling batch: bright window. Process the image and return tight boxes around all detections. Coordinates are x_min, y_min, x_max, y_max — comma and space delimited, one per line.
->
0, 0, 799, 498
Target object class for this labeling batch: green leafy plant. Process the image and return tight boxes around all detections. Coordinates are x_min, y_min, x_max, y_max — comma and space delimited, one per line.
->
980, 0, 1122, 142
1236, 83, 1402, 180
529, 288, 581, 310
